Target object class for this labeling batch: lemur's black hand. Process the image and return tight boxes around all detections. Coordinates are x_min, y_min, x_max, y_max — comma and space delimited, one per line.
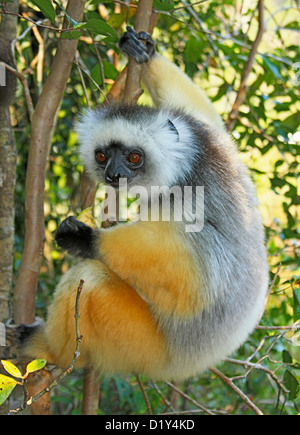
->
119, 26, 155, 64
55, 216, 99, 259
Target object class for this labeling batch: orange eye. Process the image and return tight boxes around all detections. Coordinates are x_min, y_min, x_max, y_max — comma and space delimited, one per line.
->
96, 152, 107, 163
128, 153, 141, 165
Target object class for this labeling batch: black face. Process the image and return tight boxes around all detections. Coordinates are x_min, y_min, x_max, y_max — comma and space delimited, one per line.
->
94, 142, 144, 187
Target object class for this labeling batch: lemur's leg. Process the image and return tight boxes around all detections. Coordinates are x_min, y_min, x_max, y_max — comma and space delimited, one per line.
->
20, 261, 168, 376
119, 27, 225, 132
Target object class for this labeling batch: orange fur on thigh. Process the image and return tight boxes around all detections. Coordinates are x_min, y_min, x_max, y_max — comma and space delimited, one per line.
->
38, 265, 168, 377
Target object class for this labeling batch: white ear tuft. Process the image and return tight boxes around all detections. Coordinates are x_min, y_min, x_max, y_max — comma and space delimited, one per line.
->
166, 119, 179, 142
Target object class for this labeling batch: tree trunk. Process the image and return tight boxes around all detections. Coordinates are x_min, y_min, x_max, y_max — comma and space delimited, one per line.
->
11, 0, 86, 415
0, 108, 16, 323
13, 0, 86, 324
0, 0, 18, 325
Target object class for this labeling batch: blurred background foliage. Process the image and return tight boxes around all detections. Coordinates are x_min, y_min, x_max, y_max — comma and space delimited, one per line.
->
4, 0, 300, 415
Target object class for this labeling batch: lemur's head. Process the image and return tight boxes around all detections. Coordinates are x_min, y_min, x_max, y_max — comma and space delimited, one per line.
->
76, 104, 199, 189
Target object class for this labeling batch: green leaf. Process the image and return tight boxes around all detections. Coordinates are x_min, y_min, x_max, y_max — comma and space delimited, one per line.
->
153, 0, 175, 11
260, 55, 282, 80
30, 0, 56, 23
26, 359, 47, 374
284, 370, 299, 400
282, 350, 293, 364
0, 374, 18, 406
107, 13, 125, 28
293, 288, 300, 322
184, 37, 203, 63
91, 61, 118, 87
282, 112, 300, 131
1, 360, 22, 379
84, 19, 118, 41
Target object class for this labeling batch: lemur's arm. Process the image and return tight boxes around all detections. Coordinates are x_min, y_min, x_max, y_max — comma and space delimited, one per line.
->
119, 27, 225, 132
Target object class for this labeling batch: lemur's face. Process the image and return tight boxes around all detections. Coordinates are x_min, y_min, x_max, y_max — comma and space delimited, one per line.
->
77, 104, 199, 189
94, 142, 145, 188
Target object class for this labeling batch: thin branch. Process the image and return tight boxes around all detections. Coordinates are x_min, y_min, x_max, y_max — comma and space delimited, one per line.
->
256, 324, 300, 331
210, 367, 264, 415
74, 54, 109, 103
136, 375, 153, 415
111, 0, 209, 11
149, 381, 176, 413
75, 59, 91, 108
0, 9, 61, 32
166, 382, 216, 415
8, 279, 84, 415
122, 0, 155, 104
225, 358, 289, 395
26, 279, 84, 408
226, 0, 266, 131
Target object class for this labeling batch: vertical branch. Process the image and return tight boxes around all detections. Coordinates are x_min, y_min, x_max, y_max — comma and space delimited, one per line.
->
13, 0, 86, 325
122, 0, 155, 104
81, 368, 101, 415
226, 0, 265, 132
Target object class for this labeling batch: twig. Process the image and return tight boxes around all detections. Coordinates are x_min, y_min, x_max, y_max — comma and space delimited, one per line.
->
111, 0, 209, 11
28, 280, 84, 406
256, 324, 300, 331
210, 367, 264, 415
166, 382, 215, 415
74, 55, 109, 103
8, 279, 84, 415
183, 0, 219, 57
225, 358, 289, 395
136, 375, 153, 415
226, 0, 266, 131
122, 0, 154, 104
75, 55, 91, 108
258, 263, 281, 323
150, 381, 176, 413
0, 9, 61, 32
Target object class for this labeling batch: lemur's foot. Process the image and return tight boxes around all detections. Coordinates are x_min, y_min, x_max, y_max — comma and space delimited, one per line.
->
119, 26, 155, 64
5, 318, 44, 347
